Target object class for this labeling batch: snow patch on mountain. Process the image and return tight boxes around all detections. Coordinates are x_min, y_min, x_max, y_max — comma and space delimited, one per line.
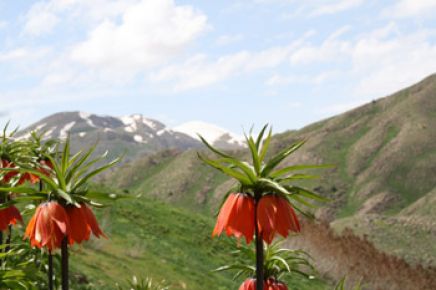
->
36, 123, 46, 131
142, 118, 158, 130
172, 121, 245, 146
121, 116, 138, 132
45, 126, 56, 138
79, 111, 96, 128
134, 134, 144, 143
60, 121, 75, 139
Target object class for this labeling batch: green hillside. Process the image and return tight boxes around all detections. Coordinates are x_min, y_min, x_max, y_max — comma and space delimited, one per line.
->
69, 193, 237, 290
70, 191, 329, 290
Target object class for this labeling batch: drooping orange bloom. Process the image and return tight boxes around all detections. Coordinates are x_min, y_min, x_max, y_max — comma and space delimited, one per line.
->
239, 278, 269, 290
0, 205, 23, 231
18, 159, 54, 185
24, 201, 70, 251
66, 203, 106, 245
239, 278, 288, 290
257, 195, 300, 244
212, 193, 255, 244
0, 159, 42, 185
0, 159, 19, 184
38, 159, 53, 177
265, 278, 288, 290
18, 172, 40, 185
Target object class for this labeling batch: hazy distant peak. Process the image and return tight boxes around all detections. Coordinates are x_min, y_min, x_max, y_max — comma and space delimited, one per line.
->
172, 121, 245, 148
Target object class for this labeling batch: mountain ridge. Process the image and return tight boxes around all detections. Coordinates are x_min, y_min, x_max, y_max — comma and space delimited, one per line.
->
15, 111, 245, 160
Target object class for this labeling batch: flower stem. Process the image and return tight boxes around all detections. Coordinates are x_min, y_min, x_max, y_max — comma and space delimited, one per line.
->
61, 237, 69, 290
4, 195, 12, 255
48, 252, 53, 290
254, 193, 264, 290
5, 225, 12, 254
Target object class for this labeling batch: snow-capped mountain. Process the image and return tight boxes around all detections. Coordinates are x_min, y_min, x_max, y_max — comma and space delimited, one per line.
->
172, 121, 245, 149
16, 112, 200, 160
16, 112, 245, 161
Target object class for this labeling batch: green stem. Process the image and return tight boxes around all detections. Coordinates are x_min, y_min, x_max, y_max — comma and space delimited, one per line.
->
0, 195, 3, 268
61, 237, 69, 290
48, 252, 53, 290
5, 225, 12, 254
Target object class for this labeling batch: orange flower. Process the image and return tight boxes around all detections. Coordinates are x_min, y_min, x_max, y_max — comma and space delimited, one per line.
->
0, 205, 23, 231
0, 159, 41, 185
18, 159, 54, 185
257, 195, 300, 244
18, 172, 40, 185
24, 201, 70, 251
212, 193, 255, 244
38, 159, 53, 177
239, 278, 288, 290
66, 203, 106, 245
0, 159, 19, 184
265, 278, 288, 290
239, 278, 267, 290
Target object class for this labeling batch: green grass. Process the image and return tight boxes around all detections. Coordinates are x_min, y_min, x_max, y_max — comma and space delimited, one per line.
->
69, 193, 331, 290
70, 195, 239, 290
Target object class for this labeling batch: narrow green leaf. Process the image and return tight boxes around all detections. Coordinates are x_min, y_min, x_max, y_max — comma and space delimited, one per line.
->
259, 128, 272, 163
56, 189, 73, 204
247, 135, 261, 174
258, 178, 290, 196
198, 153, 252, 185
271, 163, 335, 178
197, 134, 232, 158
73, 158, 120, 192
279, 174, 320, 182
61, 137, 71, 175
262, 140, 306, 176
218, 157, 257, 182
255, 124, 269, 150
288, 186, 331, 202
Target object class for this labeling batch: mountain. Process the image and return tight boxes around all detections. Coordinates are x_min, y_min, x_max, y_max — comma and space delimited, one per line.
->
102, 74, 436, 289
16, 112, 245, 161
172, 121, 245, 149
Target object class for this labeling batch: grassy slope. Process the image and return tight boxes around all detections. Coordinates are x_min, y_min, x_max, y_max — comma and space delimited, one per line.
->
104, 74, 436, 269
71, 193, 329, 290
70, 195, 237, 290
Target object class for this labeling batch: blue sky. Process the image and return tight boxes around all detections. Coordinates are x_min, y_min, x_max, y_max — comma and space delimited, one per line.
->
0, 0, 436, 133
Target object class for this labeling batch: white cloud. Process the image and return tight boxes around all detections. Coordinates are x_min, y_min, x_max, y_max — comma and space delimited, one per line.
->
310, 0, 363, 16
215, 34, 244, 46
151, 52, 251, 91
385, 0, 436, 18
352, 29, 436, 97
266, 71, 338, 86
23, 1, 60, 36
0, 20, 7, 30
0, 48, 29, 62
22, 0, 139, 36
71, 0, 208, 74
151, 39, 305, 91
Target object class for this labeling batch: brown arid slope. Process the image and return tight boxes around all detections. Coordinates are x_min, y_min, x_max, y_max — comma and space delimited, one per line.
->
286, 221, 436, 290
